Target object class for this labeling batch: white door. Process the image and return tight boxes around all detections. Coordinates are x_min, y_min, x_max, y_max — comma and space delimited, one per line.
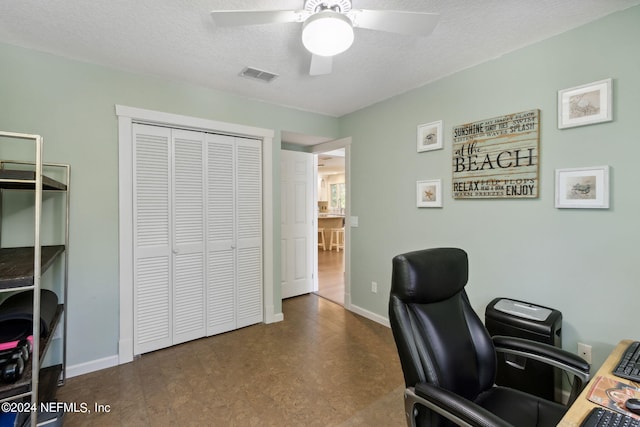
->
171, 129, 206, 345
133, 126, 263, 353
133, 125, 208, 354
133, 124, 173, 354
205, 134, 236, 335
206, 134, 264, 334
235, 138, 263, 327
280, 150, 314, 299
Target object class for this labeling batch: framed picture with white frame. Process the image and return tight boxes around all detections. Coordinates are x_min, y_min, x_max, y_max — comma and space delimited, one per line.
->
555, 166, 610, 209
417, 120, 443, 152
416, 179, 442, 208
558, 78, 612, 129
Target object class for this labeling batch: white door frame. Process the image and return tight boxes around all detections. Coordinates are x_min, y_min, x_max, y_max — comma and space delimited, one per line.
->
310, 137, 351, 309
116, 105, 277, 364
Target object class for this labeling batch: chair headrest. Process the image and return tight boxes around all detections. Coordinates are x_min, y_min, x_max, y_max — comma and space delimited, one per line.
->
391, 248, 468, 303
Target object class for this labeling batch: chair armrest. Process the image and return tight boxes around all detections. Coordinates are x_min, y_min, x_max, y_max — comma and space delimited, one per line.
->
492, 335, 590, 379
492, 335, 591, 402
405, 383, 513, 427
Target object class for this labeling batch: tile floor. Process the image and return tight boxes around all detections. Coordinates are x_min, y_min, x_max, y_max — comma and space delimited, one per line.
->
56, 294, 406, 426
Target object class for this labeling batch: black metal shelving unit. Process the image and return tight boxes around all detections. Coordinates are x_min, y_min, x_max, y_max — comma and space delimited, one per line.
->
0, 131, 69, 427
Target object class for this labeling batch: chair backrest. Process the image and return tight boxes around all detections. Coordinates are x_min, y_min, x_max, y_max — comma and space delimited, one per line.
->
389, 248, 497, 402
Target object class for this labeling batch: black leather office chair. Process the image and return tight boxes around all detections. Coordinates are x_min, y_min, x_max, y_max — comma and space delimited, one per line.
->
389, 248, 591, 427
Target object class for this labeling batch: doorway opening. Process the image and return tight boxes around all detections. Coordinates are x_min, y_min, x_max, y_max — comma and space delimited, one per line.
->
315, 148, 345, 305
280, 131, 351, 309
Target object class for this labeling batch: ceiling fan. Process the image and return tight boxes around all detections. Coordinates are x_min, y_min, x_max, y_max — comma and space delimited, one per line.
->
210, 0, 439, 76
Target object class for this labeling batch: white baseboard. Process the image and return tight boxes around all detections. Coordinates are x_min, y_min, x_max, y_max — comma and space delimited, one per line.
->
349, 304, 390, 328
66, 355, 119, 378
270, 312, 284, 323
265, 304, 284, 324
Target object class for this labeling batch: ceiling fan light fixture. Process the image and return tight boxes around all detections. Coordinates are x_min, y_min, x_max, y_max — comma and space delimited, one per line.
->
302, 10, 354, 57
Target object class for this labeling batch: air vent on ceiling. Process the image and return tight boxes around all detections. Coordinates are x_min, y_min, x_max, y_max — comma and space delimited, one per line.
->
239, 67, 279, 83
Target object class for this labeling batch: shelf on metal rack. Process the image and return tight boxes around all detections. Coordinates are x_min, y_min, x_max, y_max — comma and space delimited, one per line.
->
0, 169, 67, 191
0, 246, 66, 290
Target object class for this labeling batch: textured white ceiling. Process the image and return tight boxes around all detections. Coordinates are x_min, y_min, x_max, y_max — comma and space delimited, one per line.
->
0, 0, 638, 117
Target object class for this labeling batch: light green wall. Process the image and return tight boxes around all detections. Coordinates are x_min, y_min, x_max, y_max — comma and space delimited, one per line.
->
340, 6, 640, 370
0, 43, 339, 366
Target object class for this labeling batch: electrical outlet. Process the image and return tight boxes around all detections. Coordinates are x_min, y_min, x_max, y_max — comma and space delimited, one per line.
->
371, 281, 377, 293
578, 342, 592, 364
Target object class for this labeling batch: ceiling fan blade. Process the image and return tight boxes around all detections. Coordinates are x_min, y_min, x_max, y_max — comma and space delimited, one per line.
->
211, 10, 304, 27
350, 10, 439, 36
310, 55, 333, 76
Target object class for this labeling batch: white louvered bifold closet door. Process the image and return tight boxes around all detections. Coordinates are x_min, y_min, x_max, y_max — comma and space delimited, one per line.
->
172, 129, 206, 345
206, 135, 263, 334
133, 125, 262, 354
235, 138, 263, 328
206, 134, 236, 335
133, 124, 173, 354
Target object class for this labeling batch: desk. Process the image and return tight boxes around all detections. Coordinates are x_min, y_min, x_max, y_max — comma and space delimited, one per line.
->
559, 339, 639, 426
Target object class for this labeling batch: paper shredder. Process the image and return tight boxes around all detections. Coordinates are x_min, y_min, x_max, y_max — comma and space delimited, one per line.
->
485, 298, 562, 402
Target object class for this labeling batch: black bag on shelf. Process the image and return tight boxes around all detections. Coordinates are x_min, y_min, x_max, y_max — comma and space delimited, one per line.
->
0, 289, 59, 343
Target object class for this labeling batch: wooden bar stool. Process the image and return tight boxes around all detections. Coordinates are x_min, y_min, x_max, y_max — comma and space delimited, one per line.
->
318, 228, 326, 251
329, 228, 344, 252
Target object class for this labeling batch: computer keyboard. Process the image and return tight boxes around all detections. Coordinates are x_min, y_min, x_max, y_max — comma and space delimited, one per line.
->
580, 407, 640, 427
614, 341, 640, 382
